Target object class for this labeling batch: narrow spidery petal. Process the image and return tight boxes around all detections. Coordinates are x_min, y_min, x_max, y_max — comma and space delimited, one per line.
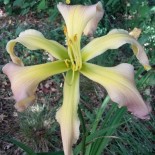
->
2, 61, 69, 111
83, 2, 104, 36
56, 71, 80, 155
7, 29, 68, 65
80, 63, 151, 119
57, 2, 102, 39
82, 29, 151, 70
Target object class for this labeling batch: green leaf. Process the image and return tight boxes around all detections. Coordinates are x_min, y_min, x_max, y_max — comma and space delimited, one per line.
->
13, 0, 23, 7
15, 26, 25, 36
4, 137, 35, 155
89, 105, 126, 155
48, 7, 58, 22
22, 2, 30, 9
146, 72, 155, 85
37, 151, 64, 155
83, 96, 110, 155
78, 105, 87, 155
21, 8, 29, 15
37, 0, 47, 10
139, 5, 150, 18
106, 0, 119, 6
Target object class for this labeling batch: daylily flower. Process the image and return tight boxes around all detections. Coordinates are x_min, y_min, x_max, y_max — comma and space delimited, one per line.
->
3, 2, 151, 155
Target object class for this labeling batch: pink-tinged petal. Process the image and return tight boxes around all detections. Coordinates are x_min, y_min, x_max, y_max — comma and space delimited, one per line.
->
2, 61, 69, 111
80, 63, 151, 119
83, 2, 104, 36
7, 29, 68, 65
56, 71, 80, 155
82, 29, 151, 70
57, 2, 103, 38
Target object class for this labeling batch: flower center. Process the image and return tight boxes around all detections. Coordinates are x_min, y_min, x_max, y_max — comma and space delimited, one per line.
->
64, 26, 82, 71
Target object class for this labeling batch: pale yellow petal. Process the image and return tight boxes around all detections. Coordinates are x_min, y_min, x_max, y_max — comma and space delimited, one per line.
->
82, 29, 151, 70
57, 2, 103, 39
7, 29, 68, 65
2, 60, 69, 111
83, 2, 104, 36
80, 63, 151, 119
56, 71, 80, 155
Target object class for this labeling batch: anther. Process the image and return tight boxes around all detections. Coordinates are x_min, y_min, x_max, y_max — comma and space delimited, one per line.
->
64, 59, 71, 68
74, 34, 78, 42
63, 25, 67, 36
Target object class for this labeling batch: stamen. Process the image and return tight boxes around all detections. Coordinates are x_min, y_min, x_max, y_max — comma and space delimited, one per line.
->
68, 47, 76, 70
67, 34, 82, 71
64, 59, 71, 68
